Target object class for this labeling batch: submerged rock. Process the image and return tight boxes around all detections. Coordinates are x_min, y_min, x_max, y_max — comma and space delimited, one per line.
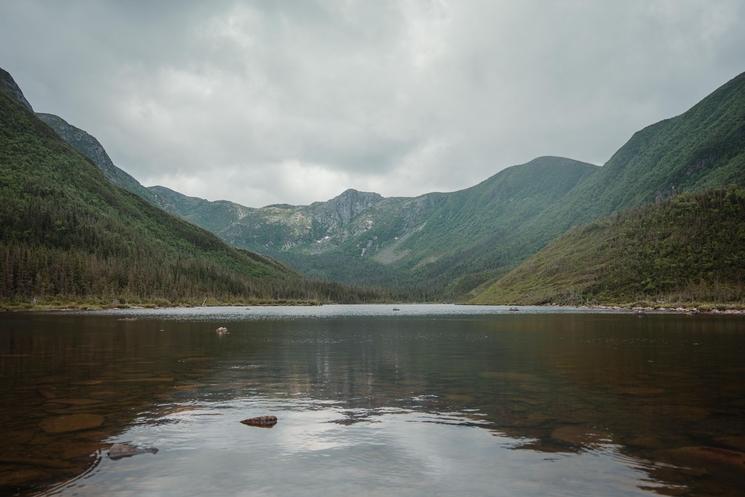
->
617, 386, 665, 397
716, 436, 745, 452
39, 414, 104, 434
108, 442, 158, 460
626, 435, 665, 449
240, 415, 278, 428
0, 467, 51, 487
659, 446, 745, 471
550, 425, 609, 447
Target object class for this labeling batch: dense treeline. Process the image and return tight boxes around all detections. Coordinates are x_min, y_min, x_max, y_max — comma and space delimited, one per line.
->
0, 88, 384, 306
473, 188, 745, 305
0, 242, 384, 304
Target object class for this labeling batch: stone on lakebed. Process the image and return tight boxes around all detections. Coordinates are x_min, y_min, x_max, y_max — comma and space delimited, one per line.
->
39, 413, 104, 434
241, 415, 278, 428
108, 442, 158, 460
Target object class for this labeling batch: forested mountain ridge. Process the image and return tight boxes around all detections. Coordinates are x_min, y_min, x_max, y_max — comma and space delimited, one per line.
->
151, 157, 598, 297
0, 69, 381, 305
523, 71, 745, 238
8, 64, 745, 303
472, 188, 745, 306
469, 71, 745, 302
151, 69, 745, 298
36, 112, 160, 204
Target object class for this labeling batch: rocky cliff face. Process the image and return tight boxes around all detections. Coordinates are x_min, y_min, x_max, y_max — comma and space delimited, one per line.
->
37, 113, 116, 173
36, 113, 159, 204
306, 189, 384, 231
0, 68, 33, 112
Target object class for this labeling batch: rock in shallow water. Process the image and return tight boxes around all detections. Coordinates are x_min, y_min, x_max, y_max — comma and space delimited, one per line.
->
550, 425, 609, 446
240, 415, 278, 428
39, 414, 104, 434
108, 443, 158, 460
659, 446, 745, 471
715, 435, 745, 452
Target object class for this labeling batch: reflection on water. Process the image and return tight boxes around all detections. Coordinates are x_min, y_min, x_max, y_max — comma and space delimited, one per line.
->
0, 306, 744, 496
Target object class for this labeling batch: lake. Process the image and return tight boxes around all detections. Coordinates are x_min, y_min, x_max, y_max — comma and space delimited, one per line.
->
1, 304, 744, 496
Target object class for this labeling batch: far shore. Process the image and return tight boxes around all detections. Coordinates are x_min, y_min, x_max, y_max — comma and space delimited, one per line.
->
2, 300, 745, 315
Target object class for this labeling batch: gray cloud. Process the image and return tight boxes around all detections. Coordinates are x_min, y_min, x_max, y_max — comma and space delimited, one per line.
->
2, 0, 744, 206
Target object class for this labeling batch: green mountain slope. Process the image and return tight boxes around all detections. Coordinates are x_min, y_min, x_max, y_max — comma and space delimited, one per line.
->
16, 64, 745, 303
36, 112, 160, 204
472, 188, 745, 305
150, 71, 745, 300
150, 157, 597, 297
527, 71, 745, 238
469, 71, 745, 302
0, 69, 378, 305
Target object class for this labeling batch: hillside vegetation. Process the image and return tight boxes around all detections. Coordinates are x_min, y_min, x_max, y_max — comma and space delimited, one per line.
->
151, 157, 598, 298
36, 112, 160, 204
472, 188, 745, 306
0, 73, 381, 306
523, 71, 745, 239
153, 72, 745, 299
12, 64, 745, 304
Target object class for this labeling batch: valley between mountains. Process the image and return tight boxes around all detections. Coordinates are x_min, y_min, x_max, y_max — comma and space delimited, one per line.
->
2, 67, 744, 307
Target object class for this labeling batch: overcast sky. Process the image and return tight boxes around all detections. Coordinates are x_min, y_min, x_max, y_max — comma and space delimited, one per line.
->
2, 1, 744, 207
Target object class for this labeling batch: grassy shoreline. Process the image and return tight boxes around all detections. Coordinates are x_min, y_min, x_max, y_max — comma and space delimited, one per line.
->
0, 298, 329, 312
3, 298, 745, 314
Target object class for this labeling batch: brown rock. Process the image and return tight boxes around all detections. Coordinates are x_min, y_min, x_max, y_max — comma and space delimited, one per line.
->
39, 414, 104, 434
716, 435, 745, 452
36, 386, 57, 400
617, 386, 665, 397
52, 398, 102, 406
0, 467, 51, 487
551, 425, 609, 446
108, 443, 158, 460
241, 415, 278, 428
660, 446, 745, 471
626, 435, 665, 449
0, 456, 73, 469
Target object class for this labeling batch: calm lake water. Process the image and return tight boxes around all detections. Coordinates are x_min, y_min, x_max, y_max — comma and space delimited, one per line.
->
1, 304, 744, 497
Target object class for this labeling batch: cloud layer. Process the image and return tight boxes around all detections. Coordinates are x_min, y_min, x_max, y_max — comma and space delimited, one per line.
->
2, 0, 744, 206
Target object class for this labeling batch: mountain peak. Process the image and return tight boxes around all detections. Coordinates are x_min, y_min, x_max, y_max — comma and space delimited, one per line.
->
333, 188, 383, 202
0, 67, 33, 112
304, 188, 384, 228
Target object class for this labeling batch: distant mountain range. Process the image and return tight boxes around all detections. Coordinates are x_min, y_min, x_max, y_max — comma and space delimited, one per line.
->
5, 65, 744, 305
148, 156, 598, 298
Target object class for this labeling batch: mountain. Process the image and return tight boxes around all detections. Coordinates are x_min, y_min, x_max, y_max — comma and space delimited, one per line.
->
35, 112, 160, 204
147, 71, 745, 300
525, 71, 745, 238
0, 68, 380, 306
14, 64, 745, 303
150, 157, 598, 297
0, 68, 33, 112
472, 188, 745, 306
469, 71, 745, 302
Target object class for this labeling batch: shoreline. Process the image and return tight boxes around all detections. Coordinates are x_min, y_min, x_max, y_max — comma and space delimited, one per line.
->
2, 300, 745, 315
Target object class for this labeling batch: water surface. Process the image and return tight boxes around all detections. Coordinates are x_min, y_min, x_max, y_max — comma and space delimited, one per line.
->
1, 305, 744, 496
